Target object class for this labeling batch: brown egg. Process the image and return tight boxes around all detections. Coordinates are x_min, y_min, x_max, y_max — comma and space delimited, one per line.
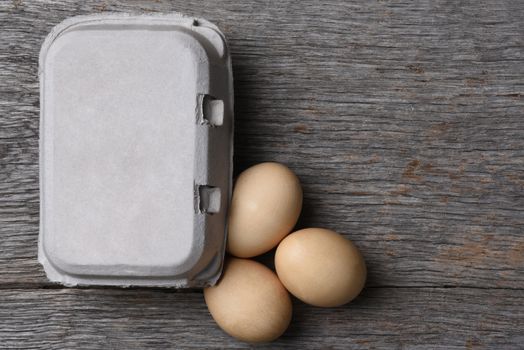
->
204, 257, 292, 343
275, 228, 366, 307
227, 162, 302, 258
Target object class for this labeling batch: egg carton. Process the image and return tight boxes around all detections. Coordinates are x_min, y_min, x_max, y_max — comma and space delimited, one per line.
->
38, 13, 233, 287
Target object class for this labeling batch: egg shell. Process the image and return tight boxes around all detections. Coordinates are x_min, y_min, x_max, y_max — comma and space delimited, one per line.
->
227, 162, 302, 258
275, 228, 366, 307
204, 257, 292, 343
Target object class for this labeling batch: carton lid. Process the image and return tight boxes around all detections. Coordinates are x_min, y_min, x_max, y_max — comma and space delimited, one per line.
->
38, 14, 233, 287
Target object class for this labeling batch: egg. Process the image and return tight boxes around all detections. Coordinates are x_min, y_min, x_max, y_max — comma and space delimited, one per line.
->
275, 228, 366, 307
227, 162, 302, 258
204, 257, 292, 343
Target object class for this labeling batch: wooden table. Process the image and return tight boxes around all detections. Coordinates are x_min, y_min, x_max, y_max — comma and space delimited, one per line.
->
1, 1, 523, 348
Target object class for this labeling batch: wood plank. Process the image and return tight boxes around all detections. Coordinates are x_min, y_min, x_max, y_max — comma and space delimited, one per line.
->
0, 0, 522, 288
0, 287, 522, 349
1, 0, 523, 348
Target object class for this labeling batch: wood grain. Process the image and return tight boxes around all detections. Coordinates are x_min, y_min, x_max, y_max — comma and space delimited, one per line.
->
0, 0, 523, 348
0, 287, 523, 349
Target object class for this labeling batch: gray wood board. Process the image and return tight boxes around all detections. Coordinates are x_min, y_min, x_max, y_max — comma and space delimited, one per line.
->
1, 287, 523, 349
0, 0, 523, 348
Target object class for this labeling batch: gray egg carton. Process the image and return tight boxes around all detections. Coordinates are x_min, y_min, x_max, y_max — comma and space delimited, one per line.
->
38, 13, 233, 287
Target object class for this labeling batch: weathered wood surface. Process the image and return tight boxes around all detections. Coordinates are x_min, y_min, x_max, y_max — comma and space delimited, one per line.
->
0, 0, 523, 348
1, 287, 523, 349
